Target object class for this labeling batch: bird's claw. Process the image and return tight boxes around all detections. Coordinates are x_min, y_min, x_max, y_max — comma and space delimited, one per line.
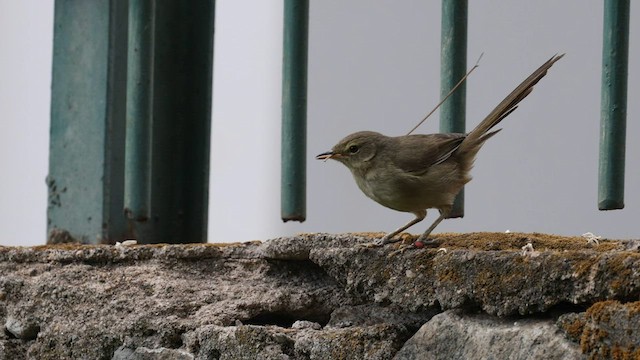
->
357, 235, 399, 249
356, 242, 382, 248
387, 238, 442, 257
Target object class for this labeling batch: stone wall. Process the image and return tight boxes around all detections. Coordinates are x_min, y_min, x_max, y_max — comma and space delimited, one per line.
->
1, 232, 639, 359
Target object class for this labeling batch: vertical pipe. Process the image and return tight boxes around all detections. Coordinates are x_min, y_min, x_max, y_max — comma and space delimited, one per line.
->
440, 0, 468, 218
281, 0, 309, 222
48, 0, 128, 244
124, 0, 153, 222
104, 0, 130, 243
598, 0, 629, 210
124, 1, 215, 243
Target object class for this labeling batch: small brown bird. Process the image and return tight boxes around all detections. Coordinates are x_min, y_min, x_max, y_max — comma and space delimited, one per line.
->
317, 54, 563, 247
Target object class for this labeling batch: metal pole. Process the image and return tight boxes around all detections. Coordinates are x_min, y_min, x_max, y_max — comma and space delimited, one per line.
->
440, 0, 468, 218
281, 0, 309, 222
598, 0, 629, 210
124, 0, 153, 222
124, 1, 215, 243
48, 0, 128, 244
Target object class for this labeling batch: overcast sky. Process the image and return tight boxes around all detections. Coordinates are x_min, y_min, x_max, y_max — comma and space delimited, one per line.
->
1, 1, 638, 246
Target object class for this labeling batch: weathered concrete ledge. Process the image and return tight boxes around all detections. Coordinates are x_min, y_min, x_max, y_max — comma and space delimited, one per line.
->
1, 232, 639, 359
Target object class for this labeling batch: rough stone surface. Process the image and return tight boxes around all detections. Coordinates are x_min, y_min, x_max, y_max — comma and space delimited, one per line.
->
307, 233, 640, 316
183, 323, 408, 360
5, 315, 39, 340
0, 339, 28, 360
0, 232, 638, 359
394, 310, 583, 360
113, 346, 195, 360
291, 320, 321, 330
557, 312, 587, 343
557, 300, 640, 359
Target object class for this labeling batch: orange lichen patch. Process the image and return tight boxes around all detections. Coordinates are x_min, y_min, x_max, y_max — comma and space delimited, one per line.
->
571, 254, 600, 278
606, 256, 636, 294
469, 258, 535, 296
586, 300, 619, 323
611, 346, 640, 360
561, 316, 586, 341
341, 232, 389, 239
435, 266, 462, 284
445, 232, 623, 252
627, 302, 640, 316
346, 232, 625, 252
568, 252, 640, 289
584, 329, 613, 357
581, 301, 640, 358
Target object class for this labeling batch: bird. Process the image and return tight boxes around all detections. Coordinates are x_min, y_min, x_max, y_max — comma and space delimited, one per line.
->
316, 54, 563, 247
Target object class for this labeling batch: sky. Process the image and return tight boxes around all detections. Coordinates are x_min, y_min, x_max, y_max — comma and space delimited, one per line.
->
1, 1, 638, 246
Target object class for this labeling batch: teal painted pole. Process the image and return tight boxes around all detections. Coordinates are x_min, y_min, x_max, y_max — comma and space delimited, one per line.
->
124, 0, 152, 222
124, 1, 215, 243
48, 0, 128, 244
598, 0, 629, 210
440, 0, 468, 218
281, 0, 309, 222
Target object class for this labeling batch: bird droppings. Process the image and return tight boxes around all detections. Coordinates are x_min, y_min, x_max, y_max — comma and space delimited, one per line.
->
521, 242, 535, 256
582, 232, 602, 246
115, 240, 138, 247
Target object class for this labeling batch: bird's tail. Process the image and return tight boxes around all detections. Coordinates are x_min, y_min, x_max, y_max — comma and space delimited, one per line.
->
457, 54, 564, 161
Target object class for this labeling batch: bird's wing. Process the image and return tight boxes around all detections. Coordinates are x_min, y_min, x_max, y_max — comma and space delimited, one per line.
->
390, 133, 466, 175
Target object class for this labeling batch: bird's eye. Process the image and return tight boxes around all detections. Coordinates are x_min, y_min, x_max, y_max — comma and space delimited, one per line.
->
348, 145, 359, 154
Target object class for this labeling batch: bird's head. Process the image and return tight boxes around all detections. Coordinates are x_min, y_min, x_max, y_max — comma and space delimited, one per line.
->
316, 131, 385, 172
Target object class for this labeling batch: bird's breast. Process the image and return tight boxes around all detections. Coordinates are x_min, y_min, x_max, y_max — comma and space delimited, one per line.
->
351, 163, 465, 213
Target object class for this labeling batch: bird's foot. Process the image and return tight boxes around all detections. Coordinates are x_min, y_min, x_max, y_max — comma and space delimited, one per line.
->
414, 238, 442, 248
357, 234, 400, 248
387, 237, 442, 257
356, 242, 382, 248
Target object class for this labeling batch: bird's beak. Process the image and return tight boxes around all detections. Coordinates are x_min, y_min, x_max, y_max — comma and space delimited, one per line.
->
316, 151, 337, 161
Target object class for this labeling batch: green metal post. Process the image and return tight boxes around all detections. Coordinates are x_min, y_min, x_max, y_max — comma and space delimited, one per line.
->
598, 0, 629, 210
48, 0, 128, 244
281, 0, 309, 222
440, 0, 468, 218
124, 0, 153, 222
124, 0, 215, 243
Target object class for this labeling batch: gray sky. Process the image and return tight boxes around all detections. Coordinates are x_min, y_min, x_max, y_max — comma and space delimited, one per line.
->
1, 1, 638, 246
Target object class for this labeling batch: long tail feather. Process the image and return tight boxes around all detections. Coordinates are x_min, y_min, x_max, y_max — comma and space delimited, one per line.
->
457, 54, 564, 155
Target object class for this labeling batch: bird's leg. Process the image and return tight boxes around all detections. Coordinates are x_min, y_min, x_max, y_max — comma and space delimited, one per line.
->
372, 210, 426, 246
386, 207, 450, 257
416, 207, 451, 243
